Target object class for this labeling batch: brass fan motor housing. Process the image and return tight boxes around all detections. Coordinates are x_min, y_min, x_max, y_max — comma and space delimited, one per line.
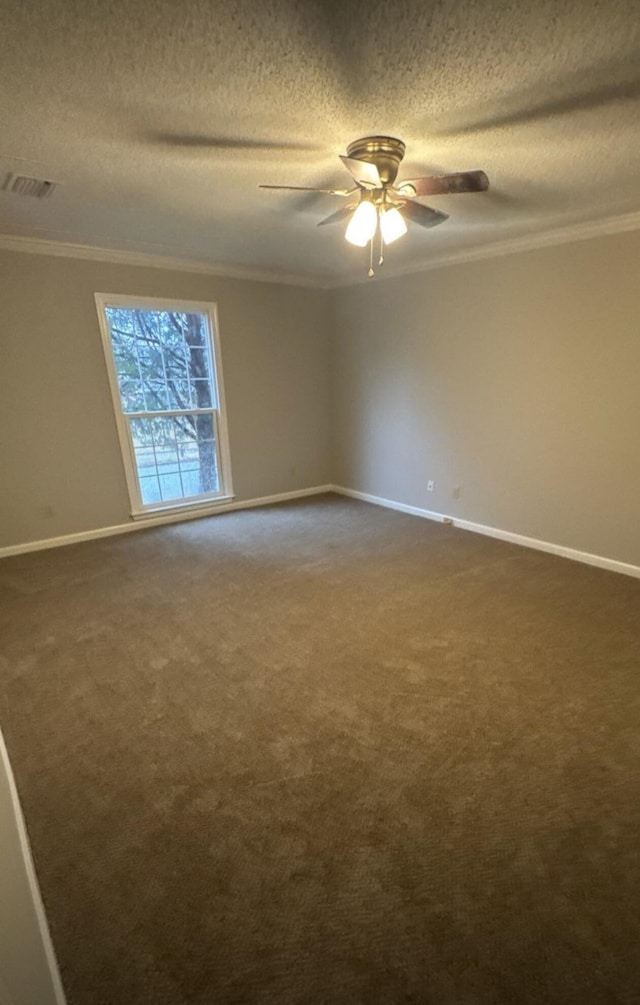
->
346, 136, 406, 186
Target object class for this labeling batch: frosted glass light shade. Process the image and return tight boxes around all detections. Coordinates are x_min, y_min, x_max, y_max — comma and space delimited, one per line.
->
345, 201, 378, 246
380, 207, 407, 244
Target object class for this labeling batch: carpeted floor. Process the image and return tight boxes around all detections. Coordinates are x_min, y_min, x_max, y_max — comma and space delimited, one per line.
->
1, 494, 639, 1004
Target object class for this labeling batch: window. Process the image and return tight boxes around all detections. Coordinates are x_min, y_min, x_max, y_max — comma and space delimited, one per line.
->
96, 294, 233, 517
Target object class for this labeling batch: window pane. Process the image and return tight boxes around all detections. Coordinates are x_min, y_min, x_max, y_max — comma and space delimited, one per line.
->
128, 414, 219, 503
139, 474, 161, 505
136, 342, 164, 380
118, 378, 145, 413
189, 346, 208, 375
166, 378, 192, 411
159, 471, 184, 501
190, 378, 213, 408
143, 380, 169, 412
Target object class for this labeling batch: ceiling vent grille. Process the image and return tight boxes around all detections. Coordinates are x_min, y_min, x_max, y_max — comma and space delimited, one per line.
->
2, 173, 57, 198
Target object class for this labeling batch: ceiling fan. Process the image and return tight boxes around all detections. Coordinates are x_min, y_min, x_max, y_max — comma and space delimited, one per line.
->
260, 136, 489, 275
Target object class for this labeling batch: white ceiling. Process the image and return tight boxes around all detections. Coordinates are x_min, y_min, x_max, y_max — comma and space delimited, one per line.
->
0, 0, 639, 282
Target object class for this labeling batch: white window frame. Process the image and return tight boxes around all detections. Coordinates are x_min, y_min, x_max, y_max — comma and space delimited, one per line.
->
95, 293, 234, 519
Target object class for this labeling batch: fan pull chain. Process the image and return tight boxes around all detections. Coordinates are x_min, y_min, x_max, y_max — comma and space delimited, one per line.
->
368, 237, 374, 277
379, 227, 384, 266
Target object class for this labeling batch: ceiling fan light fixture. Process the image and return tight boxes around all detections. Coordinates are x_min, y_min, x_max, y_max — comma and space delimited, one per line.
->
380, 206, 407, 244
345, 200, 377, 247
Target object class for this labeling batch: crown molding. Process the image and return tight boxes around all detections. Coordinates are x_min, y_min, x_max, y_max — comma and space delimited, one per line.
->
329, 208, 640, 288
2, 207, 640, 291
0, 232, 329, 288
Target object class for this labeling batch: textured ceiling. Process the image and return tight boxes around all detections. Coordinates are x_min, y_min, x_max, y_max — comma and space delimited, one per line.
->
0, 0, 639, 281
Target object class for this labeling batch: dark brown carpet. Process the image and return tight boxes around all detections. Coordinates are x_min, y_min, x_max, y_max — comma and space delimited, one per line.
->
1, 495, 639, 1004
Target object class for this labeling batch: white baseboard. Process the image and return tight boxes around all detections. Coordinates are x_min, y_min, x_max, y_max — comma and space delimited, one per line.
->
330, 485, 449, 524
4, 484, 639, 580
330, 485, 640, 580
0, 729, 67, 1004
0, 485, 334, 559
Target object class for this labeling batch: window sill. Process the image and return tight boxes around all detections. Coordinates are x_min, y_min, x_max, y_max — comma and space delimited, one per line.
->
130, 495, 236, 522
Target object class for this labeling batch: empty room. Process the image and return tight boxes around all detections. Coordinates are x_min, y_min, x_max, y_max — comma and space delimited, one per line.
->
1, 1, 639, 1003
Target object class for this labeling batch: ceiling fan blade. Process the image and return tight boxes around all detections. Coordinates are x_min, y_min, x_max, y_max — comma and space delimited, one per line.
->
401, 201, 449, 229
259, 184, 356, 196
398, 171, 489, 197
317, 204, 357, 227
339, 155, 382, 189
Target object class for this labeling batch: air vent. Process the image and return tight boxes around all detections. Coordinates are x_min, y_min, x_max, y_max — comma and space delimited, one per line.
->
2, 173, 57, 198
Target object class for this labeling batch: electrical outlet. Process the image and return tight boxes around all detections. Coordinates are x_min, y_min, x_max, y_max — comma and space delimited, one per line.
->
452, 486, 461, 500
427, 480, 435, 492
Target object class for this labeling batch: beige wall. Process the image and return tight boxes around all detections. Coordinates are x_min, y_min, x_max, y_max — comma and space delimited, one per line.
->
0, 251, 331, 548
332, 229, 640, 567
